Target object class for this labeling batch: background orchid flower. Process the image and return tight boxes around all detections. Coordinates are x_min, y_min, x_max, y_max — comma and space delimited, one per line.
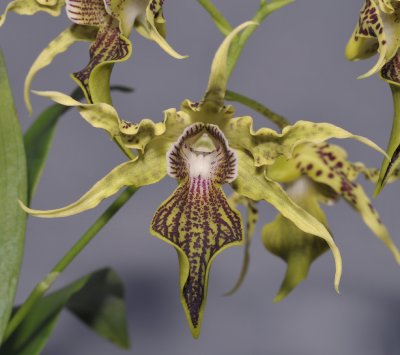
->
346, 0, 400, 193
21, 22, 389, 337
261, 141, 400, 301
0, 0, 65, 26
1, 0, 185, 112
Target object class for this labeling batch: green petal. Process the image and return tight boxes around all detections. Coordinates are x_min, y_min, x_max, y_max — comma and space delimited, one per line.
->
24, 25, 97, 114
33, 90, 192, 151
345, 0, 400, 79
139, 0, 186, 59
203, 21, 257, 111
151, 124, 243, 338
295, 143, 400, 263
233, 150, 342, 293
225, 194, 258, 296
262, 178, 329, 302
224, 118, 387, 167
20, 140, 167, 218
0, 0, 64, 26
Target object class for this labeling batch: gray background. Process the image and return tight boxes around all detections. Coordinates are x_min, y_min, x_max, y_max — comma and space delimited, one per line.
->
2, 0, 400, 354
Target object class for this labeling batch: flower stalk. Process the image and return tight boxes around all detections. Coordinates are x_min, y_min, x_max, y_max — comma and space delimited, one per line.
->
225, 90, 290, 129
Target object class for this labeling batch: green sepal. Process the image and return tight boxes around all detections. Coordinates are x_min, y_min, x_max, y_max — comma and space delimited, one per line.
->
0, 51, 28, 343
0, 0, 64, 26
19, 140, 167, 218
24, 25, 97, 114
0, 268, 129, 354
203, 21, 257, 111
233, 150, 342, 293
33, 90, 192, 151
262, 178, 329, 302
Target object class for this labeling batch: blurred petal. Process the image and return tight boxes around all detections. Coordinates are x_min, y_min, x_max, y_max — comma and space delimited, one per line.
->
263, 178, 329, 302
0, 0, 64, 26
20, 140, 167, 217
296, 143, 400, 263
24, 25, 97, 114
225, 193, 258, 296
345, 0, 400, 78
151, 124, 243, 338
233, 150, 342, 293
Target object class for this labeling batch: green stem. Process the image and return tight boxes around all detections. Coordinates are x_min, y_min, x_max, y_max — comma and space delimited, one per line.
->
197, 0, 233, 36
3, 187, 137, 342
227, 0, 294, 77
225, 90, 290, 129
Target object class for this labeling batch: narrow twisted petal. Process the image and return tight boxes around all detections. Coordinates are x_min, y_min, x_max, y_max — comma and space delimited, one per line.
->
223, 118, 388, 166
33, 91, 192, 152
20, 141, 167, 217
233, 150, 342, 293
141, 0, 186, 59
151, 124, 243, 338
0, 0, 64, 26
24, 25, 97, 114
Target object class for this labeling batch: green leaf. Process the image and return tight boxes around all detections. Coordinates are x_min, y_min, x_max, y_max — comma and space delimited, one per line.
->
0, 50, 28, 343
0, 268, 129, 355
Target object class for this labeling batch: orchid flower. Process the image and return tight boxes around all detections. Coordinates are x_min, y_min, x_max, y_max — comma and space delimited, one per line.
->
21, 22, 389, 337
262, 141, 400, 301
0, 0, 185, 111
225, 137, 400, 301
346, 0, 400, 193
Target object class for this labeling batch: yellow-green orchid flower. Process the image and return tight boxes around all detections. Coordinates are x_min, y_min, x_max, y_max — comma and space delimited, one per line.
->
261, 141, 400, 301
3, 0, 185, 112
346, 0, 400, 192
0, 0, 65, 26
21, 22, 388, 337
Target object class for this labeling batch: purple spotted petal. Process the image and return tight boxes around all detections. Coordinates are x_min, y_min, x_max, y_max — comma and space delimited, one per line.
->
66, 0, 132, 102
151, 124, 243, 336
